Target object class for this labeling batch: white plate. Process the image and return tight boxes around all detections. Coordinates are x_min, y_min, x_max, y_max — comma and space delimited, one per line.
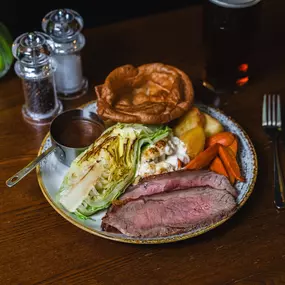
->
36, 101, 258, 244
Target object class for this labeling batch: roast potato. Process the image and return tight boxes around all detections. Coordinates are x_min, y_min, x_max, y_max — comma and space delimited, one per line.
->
173, 107, 205, 138
203, 113, 224, 137
180, 125, 206, 159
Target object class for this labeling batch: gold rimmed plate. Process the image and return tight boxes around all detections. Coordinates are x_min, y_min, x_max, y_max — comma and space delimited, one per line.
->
36, 101, 258, 244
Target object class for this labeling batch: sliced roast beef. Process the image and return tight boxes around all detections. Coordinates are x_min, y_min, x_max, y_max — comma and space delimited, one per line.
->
120, 170, 238, 201
102, 186, 237, 238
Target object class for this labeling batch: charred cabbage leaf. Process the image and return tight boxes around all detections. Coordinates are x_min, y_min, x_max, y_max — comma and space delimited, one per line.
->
57, 123, 171, 219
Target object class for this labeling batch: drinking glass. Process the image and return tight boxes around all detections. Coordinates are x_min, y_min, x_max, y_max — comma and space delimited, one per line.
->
202, 0, 262, 94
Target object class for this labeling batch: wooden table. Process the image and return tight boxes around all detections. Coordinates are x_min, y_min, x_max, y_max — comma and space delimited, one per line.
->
1, 1, 285, 284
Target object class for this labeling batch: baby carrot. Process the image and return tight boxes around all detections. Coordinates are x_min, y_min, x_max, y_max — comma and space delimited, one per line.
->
228, 138, 238, 157
218, 145, 245, 182
185, 143, 219, 170
210, 156, 228, 178
206, 132, 235, 148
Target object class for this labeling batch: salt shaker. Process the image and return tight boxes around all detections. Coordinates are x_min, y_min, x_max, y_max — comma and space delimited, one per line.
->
12, 31, 63, 125
42, 8, 88, 100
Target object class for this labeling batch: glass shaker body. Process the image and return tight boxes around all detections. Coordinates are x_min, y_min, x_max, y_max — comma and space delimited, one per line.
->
42, 9, 88, 100
12, 31, 63, 125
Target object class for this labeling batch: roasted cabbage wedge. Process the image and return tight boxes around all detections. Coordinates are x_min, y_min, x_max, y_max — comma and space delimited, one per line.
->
57, 123, 171, 219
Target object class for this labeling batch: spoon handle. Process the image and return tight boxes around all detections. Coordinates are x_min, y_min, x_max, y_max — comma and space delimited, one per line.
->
6, 145, 57, 187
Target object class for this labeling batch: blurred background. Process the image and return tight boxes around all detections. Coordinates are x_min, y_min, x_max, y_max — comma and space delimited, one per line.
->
1, 0, 202, 38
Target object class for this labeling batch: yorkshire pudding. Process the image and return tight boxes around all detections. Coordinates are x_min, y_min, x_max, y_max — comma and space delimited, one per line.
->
95, 63, 194, 124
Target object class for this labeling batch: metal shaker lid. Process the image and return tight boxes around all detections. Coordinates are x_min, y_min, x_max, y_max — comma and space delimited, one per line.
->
12, 31, 54, 65
42, 9, 84, 42
209, 0, 261, 8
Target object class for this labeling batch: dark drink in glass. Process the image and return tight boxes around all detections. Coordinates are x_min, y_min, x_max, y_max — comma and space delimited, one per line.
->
202, 0, 262, 94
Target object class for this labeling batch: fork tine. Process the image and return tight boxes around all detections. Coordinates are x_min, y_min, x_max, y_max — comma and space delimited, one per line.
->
268, 94, 272, 126
272, 94, 276, 126
277, 94, 282, 127
262, 94, 267, 126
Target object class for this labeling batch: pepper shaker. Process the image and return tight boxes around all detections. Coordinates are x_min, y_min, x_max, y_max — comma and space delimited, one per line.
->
12, 31, 63, 125
42, 8, 88, 100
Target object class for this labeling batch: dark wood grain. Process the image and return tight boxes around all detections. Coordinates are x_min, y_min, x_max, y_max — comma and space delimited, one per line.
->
1, 2, 285, 285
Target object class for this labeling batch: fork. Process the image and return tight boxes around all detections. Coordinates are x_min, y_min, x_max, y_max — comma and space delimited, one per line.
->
262, 94, 285, 210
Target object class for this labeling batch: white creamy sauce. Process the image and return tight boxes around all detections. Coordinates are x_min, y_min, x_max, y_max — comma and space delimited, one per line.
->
136, 135, 189, 180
